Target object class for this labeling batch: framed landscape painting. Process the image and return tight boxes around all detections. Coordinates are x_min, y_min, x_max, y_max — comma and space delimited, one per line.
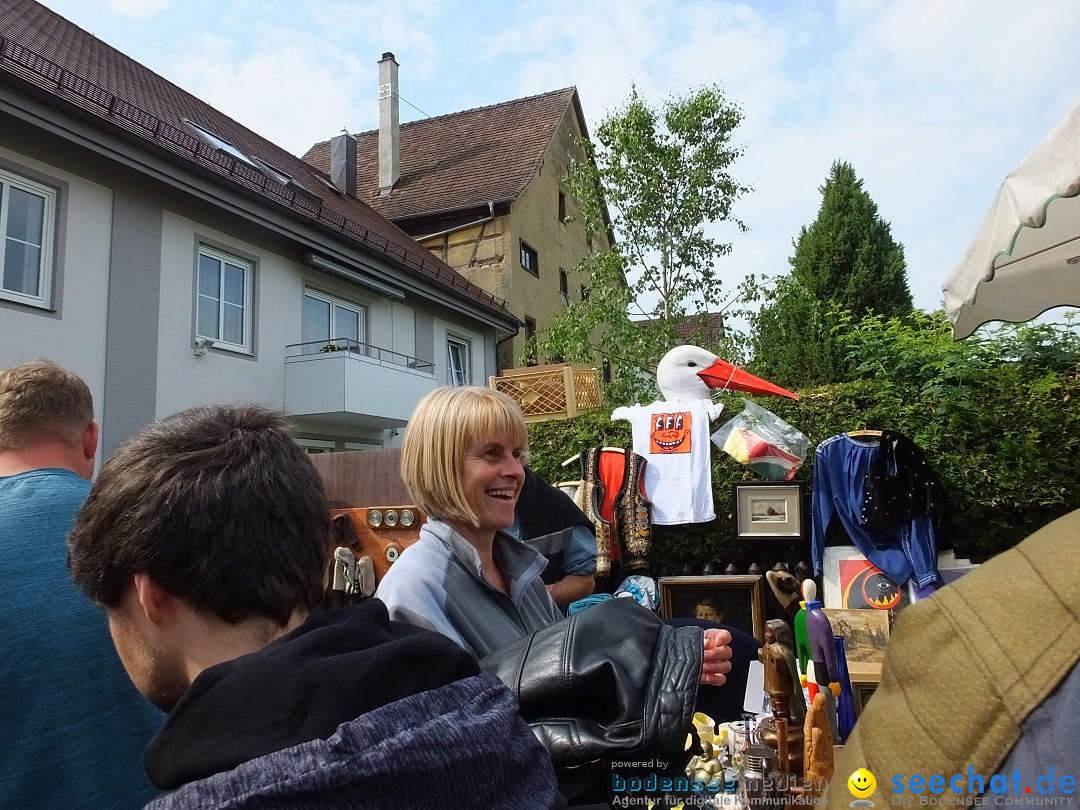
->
731, 482, 806, 542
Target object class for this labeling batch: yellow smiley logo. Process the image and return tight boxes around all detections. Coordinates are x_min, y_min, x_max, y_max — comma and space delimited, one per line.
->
848, 768, 877, 798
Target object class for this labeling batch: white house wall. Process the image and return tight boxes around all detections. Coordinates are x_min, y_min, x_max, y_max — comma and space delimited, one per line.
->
0, 143, 111, 432
157, 210, 294, 416
157, 212, 411, 449
391, 301, 416, 360
433, 316, 487, 387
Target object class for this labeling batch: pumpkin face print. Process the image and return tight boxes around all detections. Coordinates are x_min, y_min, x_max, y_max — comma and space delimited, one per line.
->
650, 411, 692, 454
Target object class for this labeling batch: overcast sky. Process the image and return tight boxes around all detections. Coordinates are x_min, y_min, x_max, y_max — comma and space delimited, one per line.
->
39, 0, 1080, 315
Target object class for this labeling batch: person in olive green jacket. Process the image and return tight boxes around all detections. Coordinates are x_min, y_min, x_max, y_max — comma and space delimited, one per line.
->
827, 508, 1080, 807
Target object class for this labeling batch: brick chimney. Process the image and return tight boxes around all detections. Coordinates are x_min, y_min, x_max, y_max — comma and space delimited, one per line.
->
329, 130, 356, 196
378, 52, 400, 195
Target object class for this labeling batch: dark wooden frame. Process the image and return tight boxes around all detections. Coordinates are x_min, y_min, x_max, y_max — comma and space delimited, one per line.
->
658, 575, 766, 642
849, 662, 883, 718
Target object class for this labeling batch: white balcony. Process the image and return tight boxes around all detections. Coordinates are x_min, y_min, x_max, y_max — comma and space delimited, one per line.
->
284, 340, 436, 430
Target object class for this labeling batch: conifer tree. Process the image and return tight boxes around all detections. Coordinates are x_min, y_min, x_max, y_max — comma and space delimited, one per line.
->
749, 161, 913, 387
791, 161, 912, 316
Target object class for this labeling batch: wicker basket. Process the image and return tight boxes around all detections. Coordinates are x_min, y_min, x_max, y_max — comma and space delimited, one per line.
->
489, 363, 602, 423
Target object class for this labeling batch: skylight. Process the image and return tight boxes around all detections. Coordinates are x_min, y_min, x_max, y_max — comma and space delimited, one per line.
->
184, 120, 259, 170
251, 157, 293, 186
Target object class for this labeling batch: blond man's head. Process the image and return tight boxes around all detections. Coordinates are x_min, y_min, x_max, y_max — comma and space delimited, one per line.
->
0, 360, 94, 451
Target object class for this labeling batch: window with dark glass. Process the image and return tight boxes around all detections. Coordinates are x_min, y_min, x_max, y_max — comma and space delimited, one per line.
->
523, 317, 537, 365
520, 240, 538, 276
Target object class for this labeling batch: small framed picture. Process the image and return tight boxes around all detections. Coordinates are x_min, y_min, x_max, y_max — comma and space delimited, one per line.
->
821, 546, 909, 611
731, 481, 805, 542
658, 575, 766, 642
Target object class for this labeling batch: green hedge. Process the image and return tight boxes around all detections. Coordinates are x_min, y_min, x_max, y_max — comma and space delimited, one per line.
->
527, 315, 1080, 575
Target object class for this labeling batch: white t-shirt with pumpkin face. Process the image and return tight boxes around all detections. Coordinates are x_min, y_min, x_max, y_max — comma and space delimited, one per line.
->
612, 399, 724, 525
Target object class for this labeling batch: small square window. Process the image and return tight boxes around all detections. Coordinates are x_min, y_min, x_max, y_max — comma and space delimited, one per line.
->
185, 119, 259, 170
0, 167, 57, 308
558, 191, 567, 223
295, 438, 336, 454
302, 288, 367, 355
520, 240, 539, 276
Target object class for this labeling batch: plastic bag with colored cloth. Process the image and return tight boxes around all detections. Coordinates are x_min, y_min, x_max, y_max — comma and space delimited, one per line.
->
711, 399, 810, 481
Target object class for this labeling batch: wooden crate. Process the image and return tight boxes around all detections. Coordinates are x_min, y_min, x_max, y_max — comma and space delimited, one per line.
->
489, 363, 602, 423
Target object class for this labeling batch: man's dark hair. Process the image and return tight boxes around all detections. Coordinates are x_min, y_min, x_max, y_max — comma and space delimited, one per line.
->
69, 404, 331, 624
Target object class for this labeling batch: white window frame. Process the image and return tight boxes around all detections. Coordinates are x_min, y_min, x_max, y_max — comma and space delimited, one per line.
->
196, 245, 254, 354
0, 167, 57, 308
302, 288, 368, 353
447, 336, 471, 386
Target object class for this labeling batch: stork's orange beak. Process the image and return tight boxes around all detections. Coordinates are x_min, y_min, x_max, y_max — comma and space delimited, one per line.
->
697, 359, 800, 400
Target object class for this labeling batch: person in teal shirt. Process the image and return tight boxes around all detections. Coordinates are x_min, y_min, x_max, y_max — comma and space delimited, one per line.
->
0, 360, 162, 809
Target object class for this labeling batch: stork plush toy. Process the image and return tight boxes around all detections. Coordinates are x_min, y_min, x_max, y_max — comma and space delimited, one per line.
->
612, 346, 797, 525
656, 345, 799, 402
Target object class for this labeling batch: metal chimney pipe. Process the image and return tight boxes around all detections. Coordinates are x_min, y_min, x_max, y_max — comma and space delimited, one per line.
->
378, 52, 400, 195
329, 131, 357, 196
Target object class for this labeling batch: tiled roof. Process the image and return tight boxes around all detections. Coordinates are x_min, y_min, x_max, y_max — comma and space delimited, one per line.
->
637, 313, 726, 348
0, 0, 513, 320
303, 87, 579, 222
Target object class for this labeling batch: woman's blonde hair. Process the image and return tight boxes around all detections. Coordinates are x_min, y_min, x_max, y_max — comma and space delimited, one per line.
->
401, 386, 529, 527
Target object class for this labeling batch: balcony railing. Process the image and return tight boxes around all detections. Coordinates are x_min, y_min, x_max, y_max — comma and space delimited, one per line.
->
284, 339, 437, 429
285, 339, 435, 374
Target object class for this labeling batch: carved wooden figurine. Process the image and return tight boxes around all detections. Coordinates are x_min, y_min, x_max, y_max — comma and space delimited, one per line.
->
757, 619, 807, 775
803, 692, 835, 795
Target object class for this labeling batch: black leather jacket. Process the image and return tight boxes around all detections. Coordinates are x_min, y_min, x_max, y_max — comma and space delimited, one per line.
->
479, 599, 703, 774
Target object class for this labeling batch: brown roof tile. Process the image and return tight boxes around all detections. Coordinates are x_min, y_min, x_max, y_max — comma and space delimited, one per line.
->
303, 87, 578, 221
638, 313, 726, 348
0, 0, 513, 321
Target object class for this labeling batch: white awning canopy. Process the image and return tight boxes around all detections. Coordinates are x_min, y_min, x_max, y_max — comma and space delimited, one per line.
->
943, 101, 1080, 339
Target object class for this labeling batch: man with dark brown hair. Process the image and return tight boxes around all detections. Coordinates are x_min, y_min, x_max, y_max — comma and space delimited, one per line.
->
68, 402, 557, 809
0, 360, 162, 809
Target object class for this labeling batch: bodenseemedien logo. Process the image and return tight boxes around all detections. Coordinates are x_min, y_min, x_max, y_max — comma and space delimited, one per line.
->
849, 768, 877, 807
